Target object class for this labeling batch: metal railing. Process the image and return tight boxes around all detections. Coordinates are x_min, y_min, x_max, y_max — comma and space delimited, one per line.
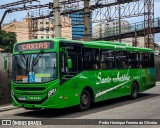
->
93, 18, 160, 39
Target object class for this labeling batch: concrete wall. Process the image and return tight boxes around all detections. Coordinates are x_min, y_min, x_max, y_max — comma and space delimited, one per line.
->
0, 53, 12, 105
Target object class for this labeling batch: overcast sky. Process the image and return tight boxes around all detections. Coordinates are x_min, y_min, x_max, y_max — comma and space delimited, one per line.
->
0, 0, 160, 42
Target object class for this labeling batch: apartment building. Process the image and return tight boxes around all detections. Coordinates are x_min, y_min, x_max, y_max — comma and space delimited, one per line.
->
3, 16, 72, 43
93, 20, 145, 47
31, 16, 72, 39
3, 19, 29, 42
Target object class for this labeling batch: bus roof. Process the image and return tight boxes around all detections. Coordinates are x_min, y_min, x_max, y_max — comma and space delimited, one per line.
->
14, 38, 154, 52
94, 41, 127, 46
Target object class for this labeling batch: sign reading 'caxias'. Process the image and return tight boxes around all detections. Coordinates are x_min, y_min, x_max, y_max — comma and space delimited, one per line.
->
15, 42, 54, 51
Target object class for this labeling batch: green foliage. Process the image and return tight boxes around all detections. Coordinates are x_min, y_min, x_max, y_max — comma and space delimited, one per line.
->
0, 30, 17, 52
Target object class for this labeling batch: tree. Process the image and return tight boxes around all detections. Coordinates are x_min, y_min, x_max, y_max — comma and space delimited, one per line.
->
0, 30, 17, 52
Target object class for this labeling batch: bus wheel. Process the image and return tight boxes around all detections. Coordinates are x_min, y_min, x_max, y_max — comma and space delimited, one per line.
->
131, 82, 139, 99
79, 89, 91, 111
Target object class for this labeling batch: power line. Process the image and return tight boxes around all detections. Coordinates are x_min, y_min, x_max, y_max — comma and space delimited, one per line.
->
0, 0, 38, 9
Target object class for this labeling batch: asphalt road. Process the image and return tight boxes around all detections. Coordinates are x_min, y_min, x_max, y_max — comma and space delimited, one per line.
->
0, 83, 160, 128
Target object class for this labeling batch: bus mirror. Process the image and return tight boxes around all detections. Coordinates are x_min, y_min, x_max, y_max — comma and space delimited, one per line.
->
4, 57, 7, 70
67, 59, 72, 69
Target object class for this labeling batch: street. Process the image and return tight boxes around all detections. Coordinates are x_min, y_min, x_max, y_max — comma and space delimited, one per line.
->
0, 83, 160, 128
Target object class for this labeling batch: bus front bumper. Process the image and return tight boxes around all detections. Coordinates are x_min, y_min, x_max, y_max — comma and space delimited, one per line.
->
11, 92, 63, 109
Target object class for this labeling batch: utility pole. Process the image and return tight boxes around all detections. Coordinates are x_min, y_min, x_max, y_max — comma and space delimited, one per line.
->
118, 3, 121, 42
84, 0, 90, 41
54, 0, 61, 37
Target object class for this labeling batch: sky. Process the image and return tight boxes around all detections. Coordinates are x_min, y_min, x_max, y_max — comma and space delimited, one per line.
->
0, 0, 160, 43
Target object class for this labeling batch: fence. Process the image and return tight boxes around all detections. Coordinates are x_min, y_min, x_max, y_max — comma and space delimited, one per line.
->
0, 53, 12, 105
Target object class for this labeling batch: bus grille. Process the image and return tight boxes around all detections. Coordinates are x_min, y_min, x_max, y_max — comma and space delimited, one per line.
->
14, 87, 46, 91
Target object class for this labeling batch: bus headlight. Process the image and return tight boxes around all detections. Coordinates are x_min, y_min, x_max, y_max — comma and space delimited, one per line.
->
48, 88, 56, 97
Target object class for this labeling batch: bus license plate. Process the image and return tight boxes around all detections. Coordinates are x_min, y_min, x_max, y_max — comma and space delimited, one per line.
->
18, 96, 26, 101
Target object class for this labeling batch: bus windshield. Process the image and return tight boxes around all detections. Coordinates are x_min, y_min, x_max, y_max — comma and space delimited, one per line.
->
12, 53, 57, 83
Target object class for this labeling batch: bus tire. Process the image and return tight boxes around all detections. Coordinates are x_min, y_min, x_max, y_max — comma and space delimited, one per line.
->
131, 82, 139, 99
78, 89, 91, 111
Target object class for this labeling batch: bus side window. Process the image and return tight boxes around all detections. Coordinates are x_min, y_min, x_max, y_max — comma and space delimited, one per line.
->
129, 52, 139, 68
68, 52, 78, 73
100, 49, 114, 70
115, 51, 128, 69
149, 53, 155, 68
83, 48, 99, 70
140, 52, 149, 68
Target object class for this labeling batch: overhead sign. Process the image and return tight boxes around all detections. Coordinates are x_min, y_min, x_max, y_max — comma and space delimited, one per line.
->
15, 42, 54, 51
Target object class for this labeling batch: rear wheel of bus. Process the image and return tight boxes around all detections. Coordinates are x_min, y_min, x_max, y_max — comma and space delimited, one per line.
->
79, 89, 91, 111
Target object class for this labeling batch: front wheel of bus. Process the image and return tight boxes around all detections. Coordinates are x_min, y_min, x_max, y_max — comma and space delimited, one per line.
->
131, 82, 139, 99
79, 89, 91, 111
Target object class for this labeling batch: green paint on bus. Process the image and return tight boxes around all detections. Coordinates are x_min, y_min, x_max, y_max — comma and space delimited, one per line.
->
11, 38, 156, 111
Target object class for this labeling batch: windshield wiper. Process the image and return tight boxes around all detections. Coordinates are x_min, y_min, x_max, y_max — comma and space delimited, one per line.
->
19, 51, 29, 73
19, 51, 26, 66
32, 50, 44, 67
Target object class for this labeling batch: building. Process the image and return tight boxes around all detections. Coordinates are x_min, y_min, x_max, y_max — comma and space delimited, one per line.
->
121, 37, 145, 47
106, 20, 130, 35
93, 20, 146, 47
69, 11, 92, 40
93, 22, 106, 39
93, 20, 130, 39
31, 16, 72, 39
3, 19, 29, 43
61, 16, 72, 39
3, 16, 72, 43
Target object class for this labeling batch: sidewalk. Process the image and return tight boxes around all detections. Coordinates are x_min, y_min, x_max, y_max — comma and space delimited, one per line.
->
0, 105, 18, 112
156, 81, 160, 85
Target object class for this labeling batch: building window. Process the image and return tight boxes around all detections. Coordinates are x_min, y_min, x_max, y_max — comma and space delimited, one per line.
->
40, 27, 44, 31
46, 36, 49, 38
46, 22, 49, 24
41, 36, 44, 39
34, 36, 37, 39
40, 22, 43, 24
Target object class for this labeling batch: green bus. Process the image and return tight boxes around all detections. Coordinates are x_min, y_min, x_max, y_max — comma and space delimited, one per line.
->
10, 38, 156, 111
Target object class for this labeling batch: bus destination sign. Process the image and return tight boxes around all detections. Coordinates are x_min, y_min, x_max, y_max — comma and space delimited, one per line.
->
15, 42, 54, 52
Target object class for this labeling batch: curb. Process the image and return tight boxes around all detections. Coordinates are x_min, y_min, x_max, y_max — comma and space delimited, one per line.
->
0, 105, 19, 112
156, 82, 160, 85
